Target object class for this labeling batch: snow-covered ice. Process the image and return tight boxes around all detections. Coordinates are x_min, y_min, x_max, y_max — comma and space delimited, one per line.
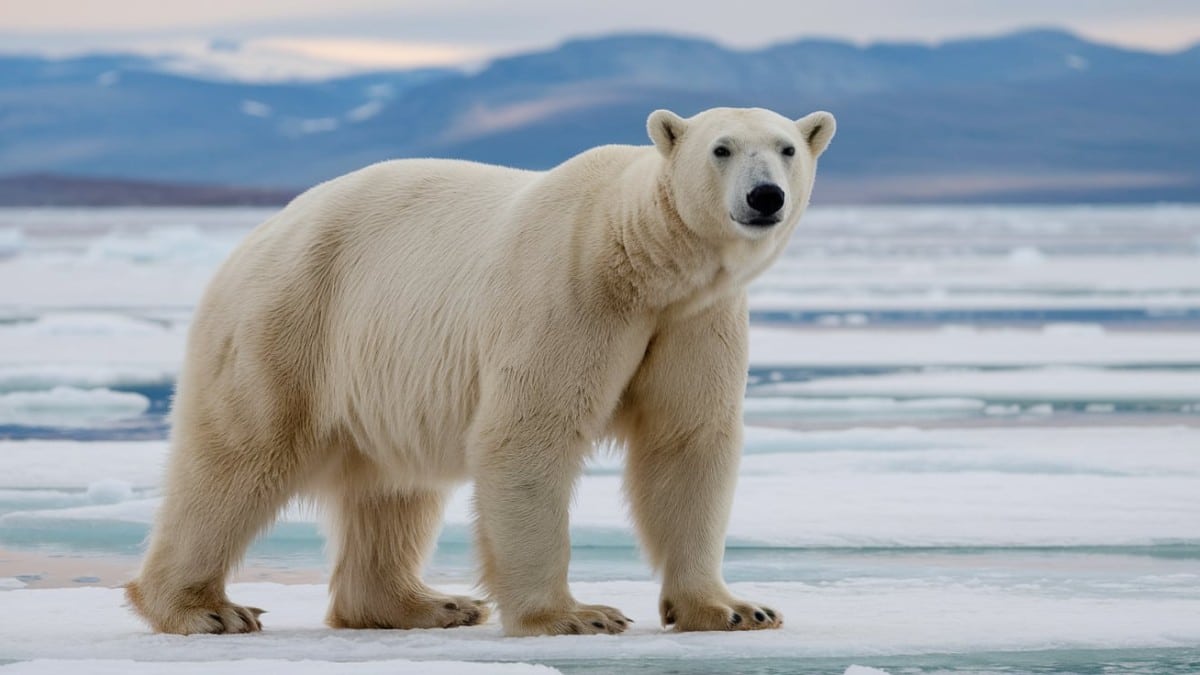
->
0, 441, 165, 488
0, 659, 560, 674
0, 387, 150, 428
1, 205, 1198, 673
760, 367, 1200, 403
4, 426, 1198, 551
1, 580, 1197, 664
748, 325, 1200, 367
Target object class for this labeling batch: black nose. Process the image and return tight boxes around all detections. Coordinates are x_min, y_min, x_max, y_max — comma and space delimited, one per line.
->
746, 184, 785, 216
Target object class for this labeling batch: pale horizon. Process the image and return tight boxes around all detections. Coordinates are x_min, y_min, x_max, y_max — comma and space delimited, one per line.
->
2, 1, 1199, 77
1, 26, 1197, 83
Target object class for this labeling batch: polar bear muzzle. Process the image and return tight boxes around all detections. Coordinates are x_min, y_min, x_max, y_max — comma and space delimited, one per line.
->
743, 183, 785, 225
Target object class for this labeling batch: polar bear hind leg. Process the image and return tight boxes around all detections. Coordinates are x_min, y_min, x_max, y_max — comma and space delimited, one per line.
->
125, 428, 303, 634
324, 474, 489, 629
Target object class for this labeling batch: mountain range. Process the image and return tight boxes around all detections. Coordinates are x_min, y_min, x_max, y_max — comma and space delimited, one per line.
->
1, 28, 1198, 204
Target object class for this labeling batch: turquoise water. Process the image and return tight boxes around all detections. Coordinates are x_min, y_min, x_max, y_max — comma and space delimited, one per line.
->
551, 648, 1200, 674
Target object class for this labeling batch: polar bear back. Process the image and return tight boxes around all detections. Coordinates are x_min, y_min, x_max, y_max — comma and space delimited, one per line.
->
190, 150, 651, 487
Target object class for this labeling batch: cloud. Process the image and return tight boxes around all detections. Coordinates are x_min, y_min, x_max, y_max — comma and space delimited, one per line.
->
2, 0, 1197, 65
255, 37, 486, 68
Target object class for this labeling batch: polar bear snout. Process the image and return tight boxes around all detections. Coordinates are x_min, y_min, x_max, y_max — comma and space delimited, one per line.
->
744, 183, 785, 224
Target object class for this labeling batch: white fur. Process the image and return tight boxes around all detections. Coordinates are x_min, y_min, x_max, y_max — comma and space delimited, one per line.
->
126, 106, 835, 636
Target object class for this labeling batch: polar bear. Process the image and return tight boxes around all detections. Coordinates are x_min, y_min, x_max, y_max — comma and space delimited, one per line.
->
126, 106, 835, 636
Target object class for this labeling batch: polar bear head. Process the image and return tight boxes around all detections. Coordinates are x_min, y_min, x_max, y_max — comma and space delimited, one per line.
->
647, 107, 835, 242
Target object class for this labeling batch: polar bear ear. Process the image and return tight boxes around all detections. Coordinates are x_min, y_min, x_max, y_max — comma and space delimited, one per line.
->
796, 111, 836, 158
647, 109, 688, 156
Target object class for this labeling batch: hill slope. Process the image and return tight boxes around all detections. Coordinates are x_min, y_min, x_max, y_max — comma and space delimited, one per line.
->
0, 29, 1197, 203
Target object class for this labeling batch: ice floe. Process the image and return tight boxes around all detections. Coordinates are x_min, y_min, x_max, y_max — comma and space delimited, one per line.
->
4, 426, 1198, 551
0, 387, 150, 428
1, 580, 1197, 664
761, 367, 1200, 402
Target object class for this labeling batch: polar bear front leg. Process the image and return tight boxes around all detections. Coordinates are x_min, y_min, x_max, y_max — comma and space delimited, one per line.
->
472, 410, 632, 637
617, 296, 782, 632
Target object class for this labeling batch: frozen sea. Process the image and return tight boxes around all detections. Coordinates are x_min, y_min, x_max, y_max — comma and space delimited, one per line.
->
0, 205, 1198, 674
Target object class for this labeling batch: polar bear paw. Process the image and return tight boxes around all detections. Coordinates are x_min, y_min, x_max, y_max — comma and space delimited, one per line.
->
328, 592, 490, 630
194, 603, 266, 634
660, 593, 782, 631
126, 581, 264, 634
507, 603, 632, 636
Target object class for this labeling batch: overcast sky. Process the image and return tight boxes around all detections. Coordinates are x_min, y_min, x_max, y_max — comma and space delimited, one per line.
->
3, 0, 1199, 67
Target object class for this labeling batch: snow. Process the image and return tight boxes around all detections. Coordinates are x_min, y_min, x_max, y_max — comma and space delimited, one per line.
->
754, 253, 1200, 297
761, 367, 1200, 402
4, 426, 1198, 550
750, 291, 1200, 311
0, 317, 185, 371
296, 117, 340, 134
0, 256, 213, 310
240, 100, 272, 118
0, 227, 23, 256
1066, 53, 1090, 71
4, 320, 1200, 396
744, 396, 986, 417
0, 660, 559, 674
3, 205, 1199, 316
0, 441, 165, 488
0, 580, 1196, 664
0, 387, 150, 427
85, 225, 244, 265
0, 364, 173, 392
748, 325, 1200, 367
1, 204, 1198, 671
85, 479, 136, 505
8, 313, 165, 337
347, 100, 385, 122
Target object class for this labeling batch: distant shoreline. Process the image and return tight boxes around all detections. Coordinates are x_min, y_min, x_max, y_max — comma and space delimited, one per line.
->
0, 174, 299, 208
3, 174, 1199, 208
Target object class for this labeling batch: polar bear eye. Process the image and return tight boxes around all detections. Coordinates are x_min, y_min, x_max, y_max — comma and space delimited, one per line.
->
781, 146, 796, 157
713, 146, 731, 158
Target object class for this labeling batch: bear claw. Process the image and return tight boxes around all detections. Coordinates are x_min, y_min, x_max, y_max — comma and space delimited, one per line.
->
659, 595, 783, 632
508, 603, 630, 636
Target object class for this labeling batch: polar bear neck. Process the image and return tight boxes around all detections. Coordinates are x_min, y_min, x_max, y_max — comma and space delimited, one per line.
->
599, 153, 761, 317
